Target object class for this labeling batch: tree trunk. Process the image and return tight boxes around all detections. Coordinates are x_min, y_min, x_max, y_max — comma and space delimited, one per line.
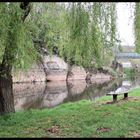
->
0, 2, 31, 115
0, 74, 15, 115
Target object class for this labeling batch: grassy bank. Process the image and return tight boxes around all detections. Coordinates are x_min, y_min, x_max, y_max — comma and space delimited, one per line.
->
0, 87, 140, 138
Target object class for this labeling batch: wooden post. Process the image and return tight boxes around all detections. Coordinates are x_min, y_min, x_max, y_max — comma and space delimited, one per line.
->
124, 93, 128, 99
113, 95, 117, 102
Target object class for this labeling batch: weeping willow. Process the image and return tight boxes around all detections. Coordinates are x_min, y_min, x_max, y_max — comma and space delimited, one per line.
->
58, 3, 91, 66
135, 3, 140, 53
27, 2, 63, 59
0, 3, 39, 72
0, 3, 117, 72
58, 3, 117, 68
23, 3, 117, 69
0, 3, 10, 64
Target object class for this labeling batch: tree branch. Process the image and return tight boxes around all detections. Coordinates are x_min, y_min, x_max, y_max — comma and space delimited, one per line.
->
20, 2, 31, 22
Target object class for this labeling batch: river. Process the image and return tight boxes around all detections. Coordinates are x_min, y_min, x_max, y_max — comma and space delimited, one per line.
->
13, 75, 140, 112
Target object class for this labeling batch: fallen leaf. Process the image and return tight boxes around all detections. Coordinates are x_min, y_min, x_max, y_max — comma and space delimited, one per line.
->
47, 125, 60, 134
97, 127, 112, 133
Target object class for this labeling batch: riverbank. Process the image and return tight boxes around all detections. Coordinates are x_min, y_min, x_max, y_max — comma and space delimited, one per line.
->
12, 54, 117, 83
1, 87, 140, 138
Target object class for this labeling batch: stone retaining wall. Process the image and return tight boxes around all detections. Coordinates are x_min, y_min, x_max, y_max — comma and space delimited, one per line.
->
12, 55, 113, 84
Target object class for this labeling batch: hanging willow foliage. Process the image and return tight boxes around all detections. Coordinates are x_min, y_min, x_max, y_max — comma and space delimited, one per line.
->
135, 3, 140, 53
0, 3, 117, 71
58, 3, 91, 67
0, 3, 39, 72
0, 3, 10, 64
58, 3, 117, 68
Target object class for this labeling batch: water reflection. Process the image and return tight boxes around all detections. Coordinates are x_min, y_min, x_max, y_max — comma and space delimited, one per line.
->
42, 81, 68, 108
13, 77, 140, 111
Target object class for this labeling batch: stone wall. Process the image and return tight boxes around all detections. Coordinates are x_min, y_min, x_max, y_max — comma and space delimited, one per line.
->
12, 54, 113, 84
12, 64, 46, 83
12, 55, 68, 82
67, 66, 87, 81
41, 55, 68, 81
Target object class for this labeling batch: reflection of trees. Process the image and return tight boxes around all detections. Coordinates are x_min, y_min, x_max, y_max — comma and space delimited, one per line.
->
84, 79, 123, 100
64, 79, 123, 102
14, 79, 124, 111
14, 81, 68, 110
20, 95, 44, 110
131, 76, 140, 87
14, 83, 46, 111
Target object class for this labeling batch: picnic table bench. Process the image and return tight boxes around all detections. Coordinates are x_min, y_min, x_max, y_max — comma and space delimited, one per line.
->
106, 88, 132, 102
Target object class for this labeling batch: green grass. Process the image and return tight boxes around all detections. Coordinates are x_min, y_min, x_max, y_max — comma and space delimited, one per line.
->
124, 68, 136, 78
0, 87, 140, 138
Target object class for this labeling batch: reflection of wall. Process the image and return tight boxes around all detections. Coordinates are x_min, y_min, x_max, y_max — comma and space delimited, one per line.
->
42, 81, 68, 108
67, 80, 87, 95
13, 82, 46, 97
14, 82, 46, 111
90, 73, 111, 84
14, 79, 123, 111
14, 81, 68, 111
15, 94, 44, 111
64, 79, 123, 102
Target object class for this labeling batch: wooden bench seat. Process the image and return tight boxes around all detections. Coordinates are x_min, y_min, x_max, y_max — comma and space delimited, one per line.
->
106, 89, 131, 102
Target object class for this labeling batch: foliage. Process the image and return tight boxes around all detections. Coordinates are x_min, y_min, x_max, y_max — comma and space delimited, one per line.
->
0, 3, 117, 71
58, 3, 117, 68
135, 3, 140, 53
29, 3, 62, 54
0, 3, 39, 72
123, 68, 136, 79
30, 3, 117, 68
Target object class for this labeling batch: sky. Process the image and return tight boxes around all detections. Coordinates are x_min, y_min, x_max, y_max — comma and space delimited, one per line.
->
116, 3, 135, 46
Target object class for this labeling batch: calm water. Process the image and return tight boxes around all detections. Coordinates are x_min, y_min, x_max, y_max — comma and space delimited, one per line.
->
13, 76, 140, 111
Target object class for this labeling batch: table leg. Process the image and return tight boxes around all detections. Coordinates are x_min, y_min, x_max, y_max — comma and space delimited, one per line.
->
124, 93, 128, 99
113, 95, 117, 102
